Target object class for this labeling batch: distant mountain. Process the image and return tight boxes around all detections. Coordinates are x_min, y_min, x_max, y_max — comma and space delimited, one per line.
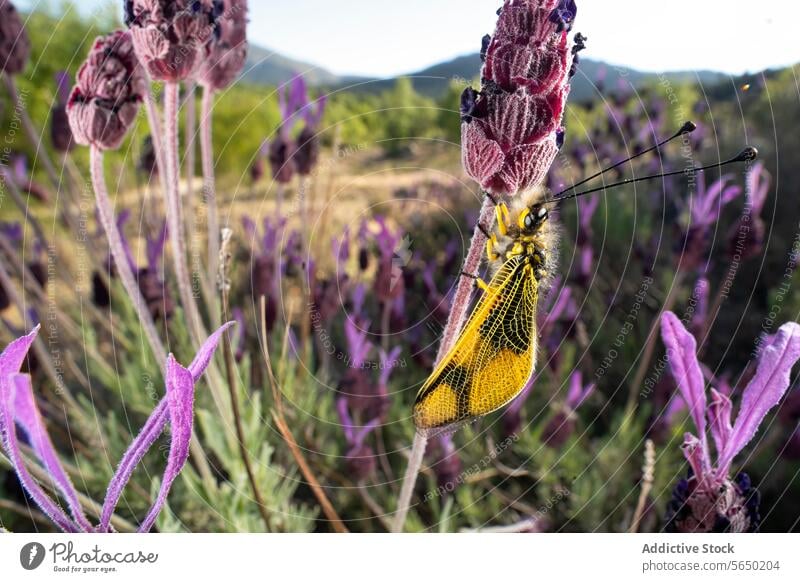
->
242, 45, 371, 87
333, 56, 729, 101
241, 44, 730, 102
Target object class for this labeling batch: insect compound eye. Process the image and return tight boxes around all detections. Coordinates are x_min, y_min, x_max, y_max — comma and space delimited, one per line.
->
537, 207, 548, 220
518, 209, 533, 230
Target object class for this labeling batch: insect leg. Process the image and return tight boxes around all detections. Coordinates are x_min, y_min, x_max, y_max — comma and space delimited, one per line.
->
486, 234, 501, 262
495, 203, 510, 236
460, 271, 490, 293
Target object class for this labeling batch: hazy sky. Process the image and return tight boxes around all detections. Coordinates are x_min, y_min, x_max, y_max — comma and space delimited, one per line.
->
20, 0, 799, 77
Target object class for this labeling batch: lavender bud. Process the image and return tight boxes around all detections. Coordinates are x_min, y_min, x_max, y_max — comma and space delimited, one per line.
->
127, 0, 218, 82
197, 0, 248, 90
67, 30, 146, 151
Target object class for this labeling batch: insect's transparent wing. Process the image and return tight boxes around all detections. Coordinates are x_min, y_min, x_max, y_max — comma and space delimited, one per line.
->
414, 256, 538, 429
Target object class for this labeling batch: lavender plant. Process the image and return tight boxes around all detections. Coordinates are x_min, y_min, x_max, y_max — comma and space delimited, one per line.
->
0, 323, 232, 532
661, 312, 800, 532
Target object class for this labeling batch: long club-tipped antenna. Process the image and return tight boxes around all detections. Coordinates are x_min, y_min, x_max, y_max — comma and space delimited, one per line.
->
546, 147, 758, 206
554, 121, 698, 199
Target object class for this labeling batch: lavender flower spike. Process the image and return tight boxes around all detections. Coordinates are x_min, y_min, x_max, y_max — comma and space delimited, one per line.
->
462, 0, 576, 196
67, 30, 146, 151
198, 0, 248, 91
126, 0, 218, 82
661, 312, 800, 532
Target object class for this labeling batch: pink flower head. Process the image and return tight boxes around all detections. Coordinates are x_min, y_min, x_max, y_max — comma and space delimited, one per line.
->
198, 0, 248, 90
461, 0, 578, 196
661, 311, 800, 532
67, 30, 146, 151
125, 0, 218, 82
0, 1, 30, 75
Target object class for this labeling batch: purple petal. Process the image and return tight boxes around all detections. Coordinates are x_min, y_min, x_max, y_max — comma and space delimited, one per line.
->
145, 220, 168, 270
379, 346, 402, 387
565, 372, 583, 405
718, 321, 800, 474
351, 284, 366, 316
661, 311, 709, 459
289, 75, 308, 119
100, 323, 233, 531
188, 321, 236, 381
0, 372, 78, 532
336, 397, 355, 444
578, 194, 599, 229
0, 325, 40, 376
12, 374, 92, 530
690, 278, 709, 336
309, 94, 327, 127
542, 286, 573, 330
748, 161, 770, 213
720, 184, 742, 206
708, 388, 733, 458
113, 209, 137, 272
579, 246, 593, 277
242, 215, 257, 243
566, 372, 594, 410
351, 417, 379, 448
12, 156, 27, 183
663, 392, 687, 425
344, 317, 372, 368
681, 432, 709, 484
139, 356, 195, 532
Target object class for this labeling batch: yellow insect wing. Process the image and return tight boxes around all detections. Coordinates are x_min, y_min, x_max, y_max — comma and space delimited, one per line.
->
413, 384, 459, 430
469, 347, 534, 416
413, 256, 538, 430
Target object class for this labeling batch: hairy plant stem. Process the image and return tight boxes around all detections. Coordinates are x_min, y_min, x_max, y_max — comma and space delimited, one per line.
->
629, 439, 655, 532
163, 83, 204, 341
164, 85, 236, 445
90, 146, 167, 366
91, 146, 216, 492
184, 82, 197, 244
391, 196, 494, 533
200, 86, 220, 305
